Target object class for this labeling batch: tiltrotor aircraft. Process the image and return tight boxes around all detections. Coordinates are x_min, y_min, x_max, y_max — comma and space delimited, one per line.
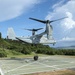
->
16, 17, 67, 45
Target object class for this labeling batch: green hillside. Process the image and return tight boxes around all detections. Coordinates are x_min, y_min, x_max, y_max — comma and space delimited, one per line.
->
0, 38, 75, 58
0, 38, 52, 57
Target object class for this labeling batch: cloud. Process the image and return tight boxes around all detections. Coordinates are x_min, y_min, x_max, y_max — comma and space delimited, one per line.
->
0, 0, 41, 22
52, 0, 65, 9
61, 12, 75, 30
60, 37, 75, 41
56, 37, 75, 47
45, 0, 75, 30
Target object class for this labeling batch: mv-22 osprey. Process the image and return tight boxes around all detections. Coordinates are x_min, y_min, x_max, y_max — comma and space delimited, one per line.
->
16, 17, 67, 45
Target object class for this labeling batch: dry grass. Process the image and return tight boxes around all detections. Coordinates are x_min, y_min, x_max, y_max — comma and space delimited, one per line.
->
23, 69, 75, 75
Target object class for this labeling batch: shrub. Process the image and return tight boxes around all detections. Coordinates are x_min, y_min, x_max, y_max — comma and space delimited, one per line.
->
21, 47, 31, 54
0, 50, 7, 57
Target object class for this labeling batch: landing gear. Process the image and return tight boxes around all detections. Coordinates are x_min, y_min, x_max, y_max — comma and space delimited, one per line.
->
34, 55, 38, 61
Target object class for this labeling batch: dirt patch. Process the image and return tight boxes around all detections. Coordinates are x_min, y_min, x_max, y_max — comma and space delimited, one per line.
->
23, 69, 75, 75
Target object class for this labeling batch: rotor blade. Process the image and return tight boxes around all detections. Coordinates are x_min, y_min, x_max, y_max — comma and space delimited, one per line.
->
22, 28, 43, 31
50, 17, 68, 23
29, 17, 46, 23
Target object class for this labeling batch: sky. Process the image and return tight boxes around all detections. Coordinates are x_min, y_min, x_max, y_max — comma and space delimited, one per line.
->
0, 0, 75, 47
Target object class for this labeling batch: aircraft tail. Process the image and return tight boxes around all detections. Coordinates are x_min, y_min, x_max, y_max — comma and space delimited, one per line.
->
7, 27, 16, 40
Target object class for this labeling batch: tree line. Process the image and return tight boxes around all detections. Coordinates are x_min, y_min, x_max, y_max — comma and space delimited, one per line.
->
0, 38, 75, 57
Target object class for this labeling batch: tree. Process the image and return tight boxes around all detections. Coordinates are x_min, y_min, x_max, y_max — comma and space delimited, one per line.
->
0, 32, 2, 39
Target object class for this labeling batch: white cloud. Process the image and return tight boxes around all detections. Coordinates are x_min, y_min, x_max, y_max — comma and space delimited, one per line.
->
61, 37, 75, 41
52, 0, 65, 9
61, 12, 75, 30
56, 36, 75, 47
45, 0, 75, 30
0, 0, 41, 22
